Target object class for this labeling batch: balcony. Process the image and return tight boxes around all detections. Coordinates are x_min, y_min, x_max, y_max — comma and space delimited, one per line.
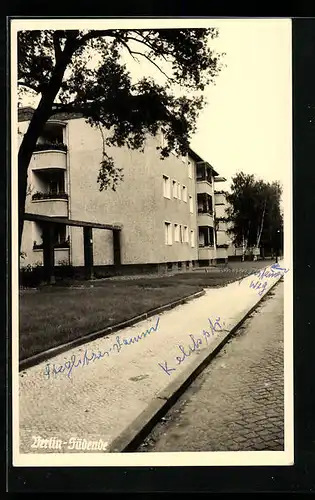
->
214, 176, 227, 183
197, 193, 213, 225
32, 192, 68, 201
31, 192, 68, 217
196, 181, 213, 196
215, 219, 227, 231
198, 246, 216, 261
216, 246, 228, 260
215, 192, 226, 206
196, 162, 214, 197
32, 144, 67, 171
197, 212, 214, 227
34, 142, 67, 152
198, 207, 213, 215
196, 172, 213, 184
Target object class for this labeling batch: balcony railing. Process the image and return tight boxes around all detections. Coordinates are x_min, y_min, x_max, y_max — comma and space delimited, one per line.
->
34, 143, 67, 152
32, 192, 68, 201
198, 207, 213, 216
196, 173, 213, 184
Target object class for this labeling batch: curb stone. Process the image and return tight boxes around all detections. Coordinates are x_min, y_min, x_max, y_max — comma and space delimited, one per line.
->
19, 289, 205, 372
108, 276, 283, 453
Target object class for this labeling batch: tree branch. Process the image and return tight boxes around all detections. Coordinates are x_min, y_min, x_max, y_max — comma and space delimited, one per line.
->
131, 50, 173, 81
53, 31, 63, 63
61, 29, 174, 68
116, 37, 140, 63
125, 34, 158, 51
130, 32, 171, 62
74, 29, 119, 47
118, 37, 173, 81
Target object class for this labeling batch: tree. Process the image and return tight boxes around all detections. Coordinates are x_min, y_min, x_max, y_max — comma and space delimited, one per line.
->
18, 28, 224, 249
260, 180, 283, 257
225, 172, 283, 260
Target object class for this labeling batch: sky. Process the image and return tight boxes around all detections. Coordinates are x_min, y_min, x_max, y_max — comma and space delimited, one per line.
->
17, 19, 292, 191
189, 19, 292, 189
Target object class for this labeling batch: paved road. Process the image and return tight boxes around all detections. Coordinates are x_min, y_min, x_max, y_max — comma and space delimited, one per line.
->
137, 281, 284, 452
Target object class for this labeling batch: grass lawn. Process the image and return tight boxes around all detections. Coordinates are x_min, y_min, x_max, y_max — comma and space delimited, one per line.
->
19, 268, 254, 361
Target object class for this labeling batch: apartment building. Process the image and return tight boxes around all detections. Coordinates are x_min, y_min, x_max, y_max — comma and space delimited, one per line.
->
18, 107, 231, 277
18, 107, 203, 275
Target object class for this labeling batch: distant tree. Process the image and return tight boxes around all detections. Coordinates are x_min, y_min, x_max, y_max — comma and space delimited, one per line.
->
225, 172, 283, 260
260, 180, 283, 257
18, 28, 224, 249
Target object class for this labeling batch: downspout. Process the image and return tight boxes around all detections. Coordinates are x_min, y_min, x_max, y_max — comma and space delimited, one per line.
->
65, 122, 73, 267
212, 172, 217, 262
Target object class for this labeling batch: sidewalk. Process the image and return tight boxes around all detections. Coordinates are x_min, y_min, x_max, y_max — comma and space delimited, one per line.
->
137, 281, 285, 452
17, 260, 287, 458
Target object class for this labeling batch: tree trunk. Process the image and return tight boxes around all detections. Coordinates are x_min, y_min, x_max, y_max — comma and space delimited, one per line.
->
242, 222, 250, 262
256, 199, 266, 249
18, 51, 73, 252
18, 99, 54, 250
242, 232, 245, 262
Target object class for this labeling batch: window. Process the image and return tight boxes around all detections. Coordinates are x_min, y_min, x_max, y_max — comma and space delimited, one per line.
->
182, 185, 187, 202
32, 223, 69, 250
189, 195, 194, 213
174, 223, 180, 242
37, 122, 65, 147
56, 224, 67, 244
184, 225, 189, 243
188, 161, 193, 179
172, 180, 178, 198
164, 222, 172, 245
53, 224, 68, 247
48, 173, 66, 195
177, 183, 181, 200
190, 230, 195, 247
179, 225, 183, 243
163, 175, 171, 198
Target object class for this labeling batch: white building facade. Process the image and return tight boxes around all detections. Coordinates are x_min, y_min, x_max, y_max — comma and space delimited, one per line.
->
19, 107, 234, 276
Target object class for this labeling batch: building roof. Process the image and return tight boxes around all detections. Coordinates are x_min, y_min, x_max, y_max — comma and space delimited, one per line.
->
18, 106, 83, 123
214, 176, 227, 182
188, 148, 219, 176
18, 107, 220, 177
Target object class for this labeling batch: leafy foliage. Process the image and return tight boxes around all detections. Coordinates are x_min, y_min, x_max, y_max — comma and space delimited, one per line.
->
224, 172, 283, 252
18, 28, 224, 192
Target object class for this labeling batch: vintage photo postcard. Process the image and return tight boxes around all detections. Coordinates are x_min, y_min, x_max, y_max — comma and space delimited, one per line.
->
11, 17, 293, 467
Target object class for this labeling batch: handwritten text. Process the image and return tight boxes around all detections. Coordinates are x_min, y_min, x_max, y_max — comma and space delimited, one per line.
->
44, 316, 160, 380
238, 262, 289, 295
158, 317, 224, 376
